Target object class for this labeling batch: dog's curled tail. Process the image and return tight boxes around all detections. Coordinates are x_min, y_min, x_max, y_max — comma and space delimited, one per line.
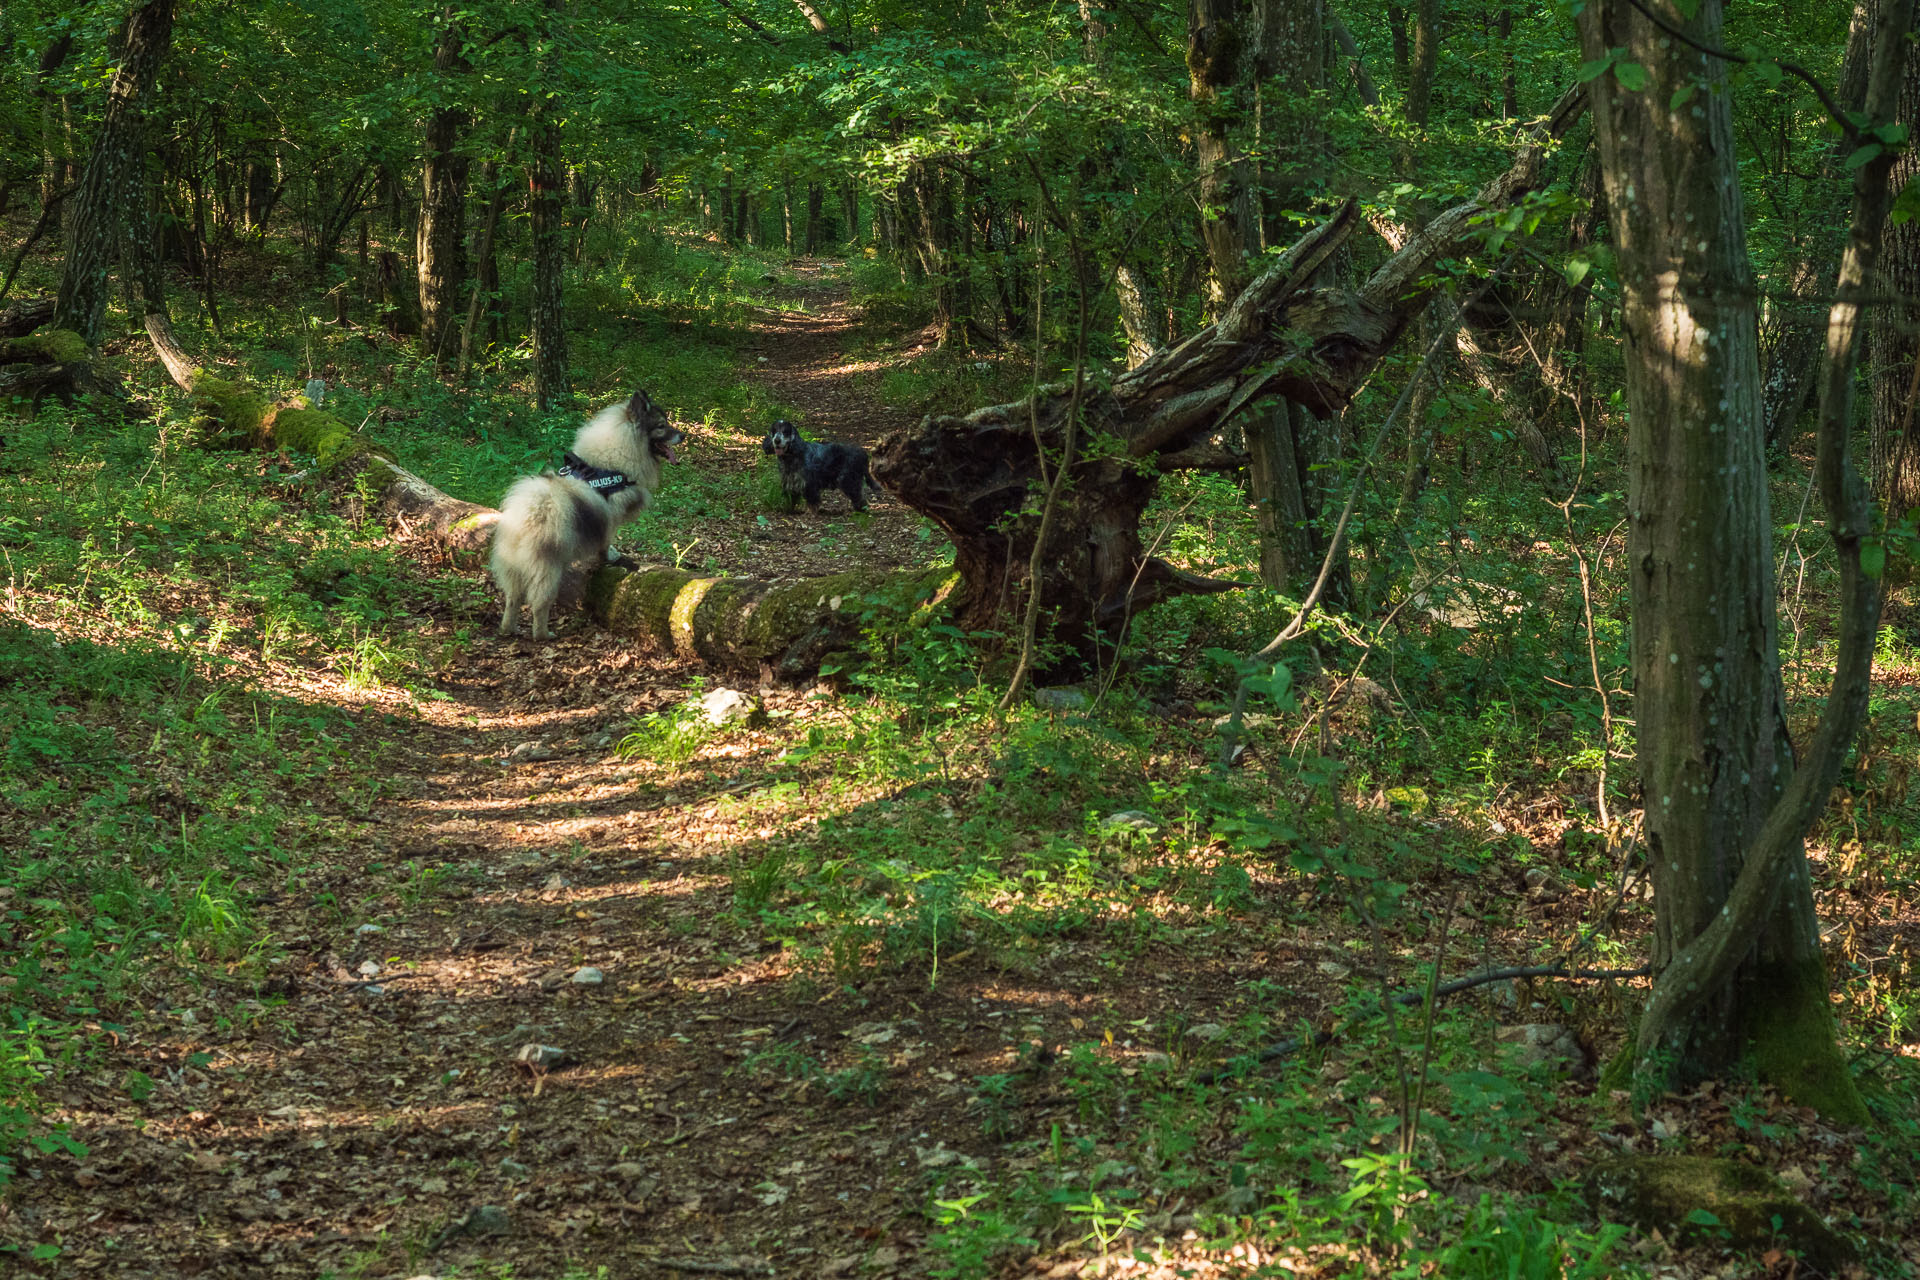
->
490, 476, 569, 606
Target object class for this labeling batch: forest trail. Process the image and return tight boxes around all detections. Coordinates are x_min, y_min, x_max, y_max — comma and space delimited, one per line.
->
9, 268, 1023, 1279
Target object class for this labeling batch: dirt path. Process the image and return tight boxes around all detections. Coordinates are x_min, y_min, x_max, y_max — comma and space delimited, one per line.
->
694, 261, 933, 585
7, 266, 1053, 1280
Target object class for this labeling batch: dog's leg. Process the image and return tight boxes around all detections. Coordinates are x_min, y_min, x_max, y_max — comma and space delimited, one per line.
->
499, 585, 522, 636
846, 475, 868, 512
531, 599, 553, 641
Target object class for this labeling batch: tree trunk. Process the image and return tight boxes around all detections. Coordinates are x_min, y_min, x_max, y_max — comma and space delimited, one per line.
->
35, 33, 76, 225
806, 182, 823, 254
1873, 2, 1920, 513
530, 3, 569, 412
52, 0, 175, 345
842, 181, 860, 245
376, 250, 422, 337
1579, 0, 1900, 1121
781, 177, 795, 254
1407, 0, 1438, 125
1113, 263, 1167, 368
1766, 0, 1878, 452
417, 15, 470, 365
909, 163, 969, 345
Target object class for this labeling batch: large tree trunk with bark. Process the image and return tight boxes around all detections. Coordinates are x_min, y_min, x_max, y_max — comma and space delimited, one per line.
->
1580, 0, 1906, 1122
52, 0, 174, 346
417, 16, 470, 366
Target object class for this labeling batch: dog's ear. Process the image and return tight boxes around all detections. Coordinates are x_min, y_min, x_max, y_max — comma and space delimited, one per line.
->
626, 390, 653, 423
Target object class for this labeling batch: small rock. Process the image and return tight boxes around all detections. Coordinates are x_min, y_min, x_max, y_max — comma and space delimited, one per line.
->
607, 1161, 650, 1182
1523, 867, 1567, 897
466, 1204, 510, 1237
357, 960, 382, 978
847, 1022, 896, 1045
1138, 1051, 1173, 1068
355, 923, 384, 936
513, 1043, 567, 1071
507, 741, 557, 763
541, 873, 570, 892
1496, 1023, 1588, 1078
1210, 713, 1277, 732
1102, 810, 1164, 836
1187, 1023, 1229, 1043
1316, 959, 1352, 978
1032, 686, 1090, 712
498, 1159, 531, 1181
571, 967, 604, 986
698, 687, 756, 726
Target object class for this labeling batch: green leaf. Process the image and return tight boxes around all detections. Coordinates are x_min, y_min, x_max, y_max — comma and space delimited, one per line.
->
1612, 62, 1651, 92
1684, 1208, 1723, 1227
1670, 83, 1696, 110
1846, 143, 1884, 169
1890, 176, 1920, 225
1564, 257, 1592, 287
1670, 0, 1701, 15
1861, 539, 1886, 579
1576, 56, 1615, 84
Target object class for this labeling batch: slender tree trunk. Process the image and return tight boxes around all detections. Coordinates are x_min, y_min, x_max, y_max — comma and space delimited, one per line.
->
1767, 0, 1878, 452
1579, 0, 1888, 1119
417, 15, 470, 365
782, 176, 795, 254
52, 0, 175, 345
842, 181, 860, 245
530, 0, 569, 411
35, 33, 75, 225
1407, 0, 1438, 125
1872, 1, 1920, 513
806, 182, 823, 254
1114, 263, 1167, 368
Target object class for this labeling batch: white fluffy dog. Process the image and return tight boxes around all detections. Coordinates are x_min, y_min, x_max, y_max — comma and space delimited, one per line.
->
491, 390, 683, 639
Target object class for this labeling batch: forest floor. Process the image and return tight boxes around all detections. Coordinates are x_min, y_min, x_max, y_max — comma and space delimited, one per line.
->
4, 252, 1920, 1280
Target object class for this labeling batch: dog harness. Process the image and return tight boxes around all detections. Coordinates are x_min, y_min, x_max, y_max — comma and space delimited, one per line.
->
556, 452, 636, 495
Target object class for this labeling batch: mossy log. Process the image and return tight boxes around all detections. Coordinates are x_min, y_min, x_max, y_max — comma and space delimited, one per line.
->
1584, 1155, 1855, 1271
0, 322, 125, 410
587, 562, 959, 677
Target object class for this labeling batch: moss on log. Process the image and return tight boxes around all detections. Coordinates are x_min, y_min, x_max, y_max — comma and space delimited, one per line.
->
588, 563, 959, 676
0, 325, 124, 409
1585, 1155, 1855, 1271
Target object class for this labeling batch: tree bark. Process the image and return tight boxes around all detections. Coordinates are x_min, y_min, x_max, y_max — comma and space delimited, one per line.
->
1872, 1, 1920, 513
1406, 0, 1438, 125
35, 32, 75, 224
1580, 0, 1905, 1121
1765, 0, 1877, 452
530, 0, 569, 412
417, 14, 470, 365
52, 0, 175, 345
806, 182, 823, 254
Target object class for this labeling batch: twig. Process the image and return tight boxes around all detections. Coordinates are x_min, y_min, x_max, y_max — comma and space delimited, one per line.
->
656, 1258, 775, 1276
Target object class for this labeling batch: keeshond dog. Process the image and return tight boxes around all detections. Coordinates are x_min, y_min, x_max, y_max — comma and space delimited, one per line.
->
491, 390, 683, 640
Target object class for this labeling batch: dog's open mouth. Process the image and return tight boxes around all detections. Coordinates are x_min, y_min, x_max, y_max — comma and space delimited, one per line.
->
655, 438, 679, 464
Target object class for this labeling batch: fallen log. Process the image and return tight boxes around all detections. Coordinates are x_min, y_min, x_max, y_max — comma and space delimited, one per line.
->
141, 313, 957, 676
0, 318, 125, 410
